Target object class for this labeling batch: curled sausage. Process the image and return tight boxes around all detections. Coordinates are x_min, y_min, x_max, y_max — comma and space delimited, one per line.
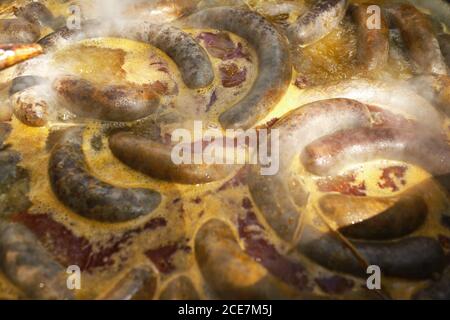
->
287, 0, 348, 46
248, 98, 372, 241
386, 4, 447, 75
182, 7, 291, 129
11, 84, 50, 127
42, 22, 214, 89
301, 126, 450, 176
48, 127, 161, 222
0, 221, 73, 299
124, 22, 214, 89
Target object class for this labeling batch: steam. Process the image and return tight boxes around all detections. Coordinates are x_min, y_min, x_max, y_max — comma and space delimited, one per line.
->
6, 0, 195, 127
88, 0, 193, 27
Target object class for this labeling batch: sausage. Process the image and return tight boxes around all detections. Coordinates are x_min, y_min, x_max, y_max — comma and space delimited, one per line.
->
182, 7, 291, 129
408, 74, 450, 117
319, 194, 427, 240
9, 75, 49, 128
0, 221, 73, 299
123, 22, 214, 89
299, 226, 445, 279
0, 19, 40, 44
53, 75, 160, 122
11, 84, 50, 127
109, 131, 236, 184
301, 126, 450, 176
48, 127, 161, 222
248, 98, 373, 241
0, 44, 43, 71
195, 219, 299, 299
287, 0, 348, 46
386, 4, 447, 75
97, 266, 156, 300
294, 79, 443, 132
351, 4, 389, 71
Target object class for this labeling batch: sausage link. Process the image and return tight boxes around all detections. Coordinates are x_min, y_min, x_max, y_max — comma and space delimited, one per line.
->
182, 7, 291, 129
49, 127, 161, 222
301, 126, 450, 177
0, 221, 74, 299
386, 4, 447, 75
249, 98, 372, 241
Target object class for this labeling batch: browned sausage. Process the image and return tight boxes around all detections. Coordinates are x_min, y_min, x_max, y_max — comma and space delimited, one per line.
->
319, 194, 427, 240
248, 98, 372, 241
49, 127, 161, 222
182, 7, 291, 129
351, 3, 389, 71
301, 126, 450, 176
386, 4, 447, 75
299, 225, 445, 279
109, 131, 236, 184
53, 75, 160, 122
195, 219, 299, 299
